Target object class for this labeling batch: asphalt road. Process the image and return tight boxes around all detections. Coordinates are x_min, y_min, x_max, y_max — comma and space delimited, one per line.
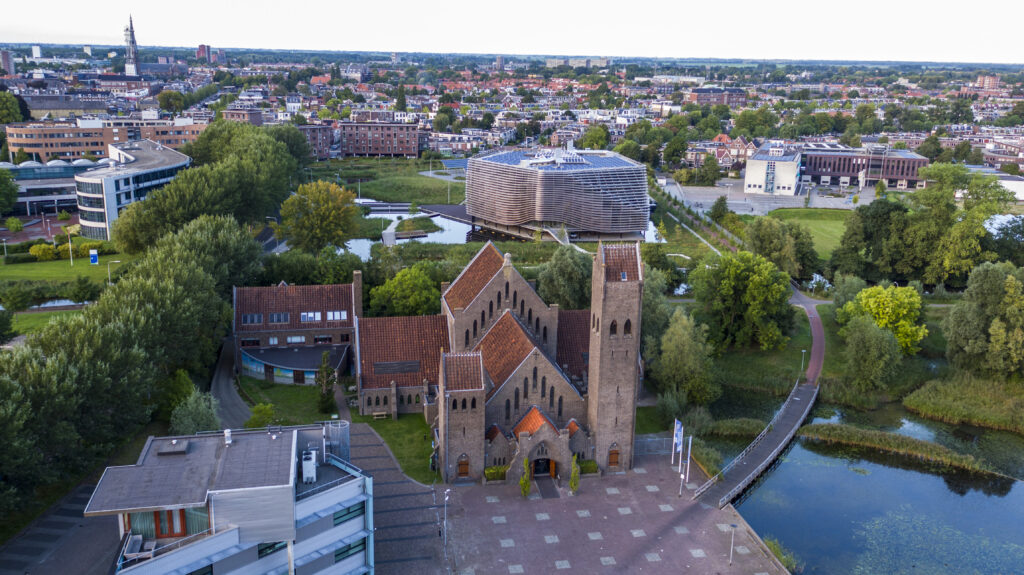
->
210, 338, 250, 429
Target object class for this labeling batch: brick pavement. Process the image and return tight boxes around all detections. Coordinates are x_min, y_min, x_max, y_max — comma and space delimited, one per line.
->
446, 454, 786, 574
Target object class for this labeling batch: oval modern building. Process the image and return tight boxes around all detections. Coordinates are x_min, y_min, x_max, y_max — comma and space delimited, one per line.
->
466, 148, 649, 237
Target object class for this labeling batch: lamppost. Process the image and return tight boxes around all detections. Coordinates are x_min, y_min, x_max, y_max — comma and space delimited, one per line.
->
729, 523, 738, 565
2, 238, 6, 258
443, 488, 451, 553
800, 349, 807, 378
107, 260, 121, 286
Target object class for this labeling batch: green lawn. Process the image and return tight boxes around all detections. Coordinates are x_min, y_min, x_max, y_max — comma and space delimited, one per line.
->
307, 158, 465, 204
12, 310, 80, 335
237, 376, 329, 426
768, 208, 851, 259
714, 308, 812, 395
651, 205, 713, 262
635, 406, 670, 434
350, 413, 438, 484
396, 216, 443, 234
0, 254, 138, 282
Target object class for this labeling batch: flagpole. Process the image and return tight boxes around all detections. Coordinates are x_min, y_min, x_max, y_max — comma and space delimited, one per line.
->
670, 420, 678, 466
685, 435, 693, 484
678, 427, 684, 475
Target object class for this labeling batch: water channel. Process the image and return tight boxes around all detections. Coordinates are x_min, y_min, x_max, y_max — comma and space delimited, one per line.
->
707, 390, 1024, 574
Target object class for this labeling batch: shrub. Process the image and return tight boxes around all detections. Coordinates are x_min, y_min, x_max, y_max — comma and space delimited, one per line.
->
29, 244, 57, 261
5, 217, 23, 233
708, 418, 765, 437
4, 253, 38, 265
5, 238, 48, 254
569, 454, 580, 493
483, 465, 508, 481
579, 459, 599, 474
519, 457, 531, 497
57, 210, 71, 221
1, 284, 33, 312
245, 403, 277, 428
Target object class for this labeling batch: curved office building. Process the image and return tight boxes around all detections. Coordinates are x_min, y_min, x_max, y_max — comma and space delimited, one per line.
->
466, 148, 648, 235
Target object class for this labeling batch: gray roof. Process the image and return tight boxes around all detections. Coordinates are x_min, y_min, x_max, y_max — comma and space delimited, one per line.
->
242, 344, 349, 372
85, 428, 296, 516
76, 139, 190, 180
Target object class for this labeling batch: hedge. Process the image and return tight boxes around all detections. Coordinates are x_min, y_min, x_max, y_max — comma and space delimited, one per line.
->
484, 465, 508, 481
4, 253, 38, 265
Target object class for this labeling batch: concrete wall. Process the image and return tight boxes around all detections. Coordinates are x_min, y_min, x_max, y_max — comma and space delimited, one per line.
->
211, 485, 295, 544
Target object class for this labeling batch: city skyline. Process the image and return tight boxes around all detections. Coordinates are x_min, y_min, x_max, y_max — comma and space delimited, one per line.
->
3, 0, 1023, 65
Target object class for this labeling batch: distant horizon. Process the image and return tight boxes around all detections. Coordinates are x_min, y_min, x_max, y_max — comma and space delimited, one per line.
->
4, 0, 1024, 67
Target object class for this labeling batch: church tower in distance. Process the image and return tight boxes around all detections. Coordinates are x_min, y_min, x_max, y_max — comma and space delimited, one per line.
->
586, 243, 643, 472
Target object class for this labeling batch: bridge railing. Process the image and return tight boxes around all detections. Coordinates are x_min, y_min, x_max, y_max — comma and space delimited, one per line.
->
692, 377, 802, 500
716, 384, 818, 508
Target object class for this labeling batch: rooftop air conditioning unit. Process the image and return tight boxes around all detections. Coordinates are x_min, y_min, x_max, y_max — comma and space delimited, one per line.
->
302, 451, 317, 484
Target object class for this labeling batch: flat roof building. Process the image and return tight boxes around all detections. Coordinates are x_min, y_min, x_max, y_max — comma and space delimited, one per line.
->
466, 147, 649, 238
75, 140, 191, 240
85, 422, 374, 575
5, 117, 208, 162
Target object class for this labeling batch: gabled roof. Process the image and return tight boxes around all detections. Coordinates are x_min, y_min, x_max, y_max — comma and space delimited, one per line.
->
443, 242, 504, 311
567, 419, 581, 437
235, 283, 354, 331
512, 406, 557, 438
359, 315, 449, 389
556, 309, 590, 379
474, 311, 537, 396
443, 352, 484, 392
601, 243, 641, 282
485, 424, 506, 442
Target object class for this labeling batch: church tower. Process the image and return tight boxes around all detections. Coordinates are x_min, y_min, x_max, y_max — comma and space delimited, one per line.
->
586, 243, 643, 472
124, 17, 139, 76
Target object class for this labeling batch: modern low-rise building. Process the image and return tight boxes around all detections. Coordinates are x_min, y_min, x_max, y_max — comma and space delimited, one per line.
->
75, 140, 191, 240
5, 117, 207, 162
337, 122, 419, 158
0, 158, 101, 215
84, 422, 374, 575
744, 144, 802, 195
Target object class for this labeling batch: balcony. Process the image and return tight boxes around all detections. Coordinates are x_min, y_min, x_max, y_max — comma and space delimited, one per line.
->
114, 526, 240, 574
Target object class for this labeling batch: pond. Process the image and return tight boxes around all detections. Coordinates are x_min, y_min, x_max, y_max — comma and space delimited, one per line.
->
718, 390, 1024, 574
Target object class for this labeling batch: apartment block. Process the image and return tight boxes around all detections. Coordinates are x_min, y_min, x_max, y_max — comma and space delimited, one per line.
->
337, 123, 419, 158
5, 118, 207, 162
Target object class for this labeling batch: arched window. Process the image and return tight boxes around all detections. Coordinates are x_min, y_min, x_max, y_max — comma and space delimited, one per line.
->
505, 399, 511, 421
489, 301, 493, 319
532, 367, 537, 389
513, 290, 517, 308
473, 320, 477, 338
514, 388, 519, 410
399, 395, 405, 405
541, 376, 546, 398
461, 398, 467, 410
558, 396, 563, 418
481, 310, 486, 327
535, 318, 540, 333
624, 319, 632, 336
415, 394, 420, 404
408, 394, 412, 405
383, 396, 388, 405
610, 320, 617, 336
528, 308, 532, 324
367, 397, 372, 407
549, 392, 554, 409
520, 300, 524, 316
505, 281, 509, 299
523, 378, 528, 399
375, 396, 380, 406
543, 326, 548, 343
465, 330, 470, 347
452, 399, 457, 411
471, 397, 476, 409
497, 291, 502, 306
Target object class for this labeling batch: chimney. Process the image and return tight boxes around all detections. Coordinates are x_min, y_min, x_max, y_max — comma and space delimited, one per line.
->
224, 429, 232, 445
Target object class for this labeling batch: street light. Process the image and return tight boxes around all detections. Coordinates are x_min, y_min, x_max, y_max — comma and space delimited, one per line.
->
443, 488, 451, 553
2, 238, 6, 258
729, 523, 738, 565
800, 349, 807, 377
107, 260, 121, 286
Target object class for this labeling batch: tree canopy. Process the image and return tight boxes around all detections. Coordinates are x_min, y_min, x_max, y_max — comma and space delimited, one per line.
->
537, 245, 592, 310
944, 262, 1024, 377
837, 285, 928, 355
276, 181, 359, 254
651, 309, 718, 405
369, 264, 440, 316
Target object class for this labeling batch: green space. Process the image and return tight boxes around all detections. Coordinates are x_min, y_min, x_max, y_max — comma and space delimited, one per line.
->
12, 310, 80, 335
904, 375, 1024, 435
651, 205, 714, 261
396, 216, 443, 234
768, 208, 851, 258
0, 254, 138, 282
714, 308, 811, 395
635, 405, 669, 434
307, 158, 465, 205
797, 423, 991, 473
350, 413, 438, 484
237, 376, 328, 426
355, 215, 390, 240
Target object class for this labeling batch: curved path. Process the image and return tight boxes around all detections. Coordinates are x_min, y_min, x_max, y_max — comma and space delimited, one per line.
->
789, 285, 826, 384
209, 338, 251, 429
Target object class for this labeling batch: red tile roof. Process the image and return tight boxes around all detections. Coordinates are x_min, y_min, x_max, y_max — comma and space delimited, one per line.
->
512, 406, 557, 438
602, 243, 641, 282
235, 283, 354, 332
474, 311, 536, 396
556, 310, 590, 379
443, 242, 504, 311
485, 424, 505, 442
567, 419, 581, 437
358, 315, 449, 389
443, 352, 484, 392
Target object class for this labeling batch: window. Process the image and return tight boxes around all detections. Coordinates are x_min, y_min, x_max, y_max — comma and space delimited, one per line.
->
527, 308, 532, 324
505, 281, 509, 299
300, 311, 322, 322
473, 320, 477, 338
461, 398, 467, 410
558, 396, 563, 418
471, 397, 476, 409
334, 538, 367, 563
541, 377, 546, 398
523, 378, 528, 399
513, 290, 517, 308
543, 326, 548, 343
269, 312, 289, 323
514, 388, 519, 410
465, 330, 470, 347
489, 301, 493, 319
333, 501, 365, 526
314, 335, 332, 344
258, 541, 287, 559
610, 321, 617, 336
240, 338, 259, 347
505, 399, 510, 421
481, 310, 486, 327
520, 301, 524, 316
452, 399, 457, 411
187, 567, 213, 575
241, 313, 263, 325
327, 310, 347, 321
532, 367, 537, 389
286, 336, 305, 344
268, 337, 279, 345
624, 319, 632, 336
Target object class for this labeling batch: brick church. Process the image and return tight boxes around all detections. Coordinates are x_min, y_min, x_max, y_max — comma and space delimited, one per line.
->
356, 242, 644, 483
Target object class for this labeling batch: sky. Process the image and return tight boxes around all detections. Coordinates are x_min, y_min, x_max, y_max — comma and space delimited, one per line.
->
2, 0, 1023, 65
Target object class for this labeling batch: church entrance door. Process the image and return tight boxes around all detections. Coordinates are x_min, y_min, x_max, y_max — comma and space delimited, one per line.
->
533, 458, 551, 477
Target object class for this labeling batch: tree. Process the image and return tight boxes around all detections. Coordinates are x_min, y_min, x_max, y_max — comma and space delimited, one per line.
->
875, 179, 887, 197
1, 284, 31, 312
316, 351, 338, 414
837, 285, 928, 355
157, 90, 186, 114
156, 369, 195, 421
0, 309, 14, 344
63, 276, 101, 304
0, 169, 18, 215
915, 135, 943, 162
839, 126, 861, 148
663, 136, 688, 167
612, 139, 642, 161
12, 148, 30, 164
316, 247, 363, 284
944, 262, 1024, 376
695, 155, 720, 186
746, 217, 799, 278
264, 124, 312, 167
841, 315, 902, 392
652, 309, 718, 404
0, 92, 22, 124
394, 84, 407, 112
245, 403, 276, 428
577, 124, 609, 150
537, 245, 592, 310
277, 181, 359, 253
641, 267, 673, 364
154, 215, 263, 298
690, 251, 795, 351
568, 454, 580, 494
519, 456, 531, 497
169, 389, 221, 435
369, 264, 440, 316
5, 217, 22, 233
708, 195, 730, 223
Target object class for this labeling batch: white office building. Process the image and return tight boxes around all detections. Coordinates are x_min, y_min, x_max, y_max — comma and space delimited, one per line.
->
743, 143, 802, 195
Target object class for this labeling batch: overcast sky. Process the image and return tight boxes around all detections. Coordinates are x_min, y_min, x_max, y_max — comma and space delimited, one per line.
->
3, 0, 1022, 65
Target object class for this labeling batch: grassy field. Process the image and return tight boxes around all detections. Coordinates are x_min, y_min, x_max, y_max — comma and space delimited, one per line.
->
651, 205, 713, 262
904, 374, 1024, 434
798, 423, 991, 473
0, 254, 138, 282
308, 158, 465, 205
635, 405, 669, 434
237, 376, 329, 426
768, 208, 851, 259
396, 216, 443, 233
714, 308, 811, 395
12, 310, 80, 335
350, 413, 438, 484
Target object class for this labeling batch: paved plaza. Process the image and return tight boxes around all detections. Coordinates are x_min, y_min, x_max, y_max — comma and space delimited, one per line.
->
445, 454, 786, 574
